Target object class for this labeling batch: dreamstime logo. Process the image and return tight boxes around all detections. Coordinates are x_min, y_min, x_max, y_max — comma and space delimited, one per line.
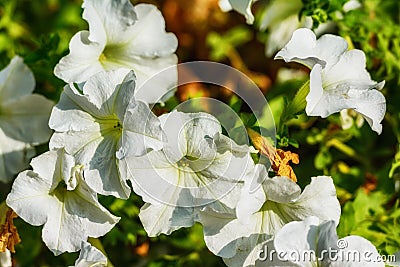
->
121, 61, 276, 207
257, 239, 397, 264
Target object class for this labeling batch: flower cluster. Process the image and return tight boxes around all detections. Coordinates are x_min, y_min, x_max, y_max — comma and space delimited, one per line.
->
2, 0, 388, 266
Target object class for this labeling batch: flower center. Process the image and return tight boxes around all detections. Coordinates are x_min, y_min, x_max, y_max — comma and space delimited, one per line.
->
99, 115, 123, 137
99, 53, 107, 63
99, 45, 126, 70
113, 120, 122, 130
177, 155, 199, 168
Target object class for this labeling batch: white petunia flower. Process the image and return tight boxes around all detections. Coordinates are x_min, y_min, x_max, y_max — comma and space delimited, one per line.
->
6, 149, 120, 255
49, 69, 165, 199
199, 164, 341, 267
218, 0, 255, 24
263, 216, 384, 267
54, 0, 178, 104
0, 56, 53, 183
122, 111, 254, 236
71, 241, 107, 267
275, 28, 386, 134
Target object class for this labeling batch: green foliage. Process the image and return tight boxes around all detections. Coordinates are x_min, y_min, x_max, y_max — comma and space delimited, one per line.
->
207, 25, 253, 61
337, 190, 400, 255
300, 0, 348, 28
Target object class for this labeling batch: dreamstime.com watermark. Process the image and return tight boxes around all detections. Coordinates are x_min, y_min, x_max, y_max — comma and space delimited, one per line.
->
257, 239, 398, 264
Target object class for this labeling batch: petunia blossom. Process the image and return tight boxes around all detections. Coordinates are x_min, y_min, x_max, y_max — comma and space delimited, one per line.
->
54, 0, 178, 104
264, 216, 384, 267
122, 111, 254, 236
275, 28, 386, 134
49, 69, 164, 199
71, 241, 107, 267
6, 149, 120, 255
199, 164, 341, 267
0, 56, 53, 183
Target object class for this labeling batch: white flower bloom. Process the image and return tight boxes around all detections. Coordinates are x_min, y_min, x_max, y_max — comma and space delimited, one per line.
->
122, 111, 254, 236
275, 28, 386, 134
218, 0, 255, 24
199, 164, 340, 267
275, 28, 348, 69
0, 249, 11, 267
71, 241, 107, 267
6, 149, 119, 255
0, 56, 53, 183
267, 216, 384, 267
54, 0, 178, 104
49, 69, 164, 199
260, 0, 335, 57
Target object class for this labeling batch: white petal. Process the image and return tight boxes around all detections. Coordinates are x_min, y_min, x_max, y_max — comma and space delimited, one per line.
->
73, 241, 107, 267
119, 101, 165, 158
213, 132, 254, 157
0, 129, 35, 183
0, 94, 53, 143
139, 203, 194, 237
265, 15, 302, 57
264, 176, 302, 203
80, 68, 132, 116
51, 127, 131, 199
82, 0, 137, 45
54, 31, 105, 83
221, 0, 255, 24
273, 216, 329, 266
236, 164, 266, 222
132, 55, 178, 104
307, 64, 354, 117
6, 170, 56, 226
158, 111, 191, 162
291, 176, 341, 225
275, 28, 348, 68
323, 50, 373, 86
123, 4, 178, 57
347, 86, 386, 134
200, 207, 257, 259
48, 86, 100, 133
0, 56, 34, 103
218, 0, 233, 12
76, 134, 130, 199
112, 70, 137, 120
123, 150, 180, 205
274, 217, 318, 256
